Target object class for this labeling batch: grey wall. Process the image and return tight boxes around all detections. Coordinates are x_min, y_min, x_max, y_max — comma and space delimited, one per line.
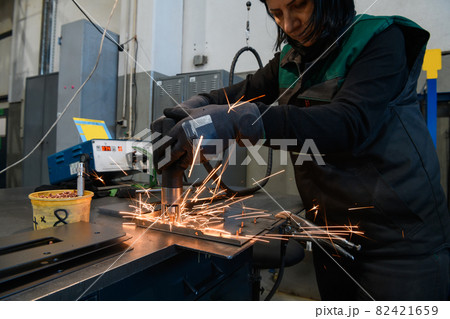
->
355, 0, 450, 51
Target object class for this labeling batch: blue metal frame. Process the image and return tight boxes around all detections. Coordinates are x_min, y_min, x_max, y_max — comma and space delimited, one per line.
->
427, 78, 438, 147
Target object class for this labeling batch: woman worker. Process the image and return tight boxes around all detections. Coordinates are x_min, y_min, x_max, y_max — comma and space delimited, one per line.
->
152, 0, 450, 300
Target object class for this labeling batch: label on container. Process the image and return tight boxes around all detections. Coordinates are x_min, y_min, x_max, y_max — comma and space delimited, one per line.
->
70, 161, 81, 176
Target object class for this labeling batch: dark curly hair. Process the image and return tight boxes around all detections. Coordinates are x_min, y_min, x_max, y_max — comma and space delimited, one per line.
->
260, 0, 356, 50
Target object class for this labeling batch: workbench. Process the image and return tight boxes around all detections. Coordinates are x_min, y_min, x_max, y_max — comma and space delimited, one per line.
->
0, 187, 303, 301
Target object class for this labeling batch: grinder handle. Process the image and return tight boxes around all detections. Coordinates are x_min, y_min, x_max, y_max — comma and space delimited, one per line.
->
161, 118, 184, 188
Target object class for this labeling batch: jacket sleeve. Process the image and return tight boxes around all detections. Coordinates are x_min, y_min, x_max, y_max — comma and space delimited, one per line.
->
258, 25, 410, 154
200, 52, 281, 106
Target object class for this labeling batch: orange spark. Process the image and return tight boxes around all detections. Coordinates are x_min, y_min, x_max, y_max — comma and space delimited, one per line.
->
223, 88, 231, 108
252, 169, 285, 185
228, 94, 266, 113
228, 95, 245, 113
228, 211, 268, 218
232, 94, 266, 109
234, 214, 271, 220
90, 171, 105, 185
109, 156, 128, 176
348, 206, 375, 211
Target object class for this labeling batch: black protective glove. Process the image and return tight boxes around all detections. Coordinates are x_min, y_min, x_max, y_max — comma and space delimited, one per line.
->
152, 103, 264, 171
151, 95, 210, 138
150, 95, 210, 173
178, 95, 210, 109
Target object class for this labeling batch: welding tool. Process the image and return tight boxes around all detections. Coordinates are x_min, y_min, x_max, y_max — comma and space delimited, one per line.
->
159, 118, 185, 224
155, 103, 264, 220
153, 102, 265, 225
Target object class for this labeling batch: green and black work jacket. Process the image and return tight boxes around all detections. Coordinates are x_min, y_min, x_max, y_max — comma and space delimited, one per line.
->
203, 15, 450, 257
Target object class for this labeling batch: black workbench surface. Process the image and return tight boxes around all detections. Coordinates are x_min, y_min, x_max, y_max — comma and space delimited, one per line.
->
0, 187, 303, 300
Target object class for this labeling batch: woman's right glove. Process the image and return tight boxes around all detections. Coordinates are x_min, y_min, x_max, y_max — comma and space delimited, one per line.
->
151, 103, 264, 171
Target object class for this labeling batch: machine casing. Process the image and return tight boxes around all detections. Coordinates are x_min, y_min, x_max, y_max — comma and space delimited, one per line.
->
48, 139, 152, 185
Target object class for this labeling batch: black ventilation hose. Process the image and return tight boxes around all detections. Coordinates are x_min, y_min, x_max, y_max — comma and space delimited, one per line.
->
228, 46, 263, 85
200, 46, 273, 197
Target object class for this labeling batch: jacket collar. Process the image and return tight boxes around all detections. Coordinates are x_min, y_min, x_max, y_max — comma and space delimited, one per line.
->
280, 38, 340, 69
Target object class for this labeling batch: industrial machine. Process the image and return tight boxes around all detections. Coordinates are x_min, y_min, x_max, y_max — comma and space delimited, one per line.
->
47, 139, 154, 186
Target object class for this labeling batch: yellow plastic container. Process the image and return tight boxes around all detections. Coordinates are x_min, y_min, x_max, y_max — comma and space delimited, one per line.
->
29, 190, 94, 230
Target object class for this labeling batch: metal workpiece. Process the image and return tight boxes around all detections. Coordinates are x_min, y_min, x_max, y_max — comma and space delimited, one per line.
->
135, 193, 287, 247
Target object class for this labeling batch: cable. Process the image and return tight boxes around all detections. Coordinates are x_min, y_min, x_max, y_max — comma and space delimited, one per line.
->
264, 237, 288, 301
120, 36, 136, 47
0, 0, 120, 176
132, 38, 139, 136
71, 0, 124, 51
72, 1, 185, 111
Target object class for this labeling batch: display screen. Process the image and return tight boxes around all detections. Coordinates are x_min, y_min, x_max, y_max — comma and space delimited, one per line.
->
102, 146, 111, 151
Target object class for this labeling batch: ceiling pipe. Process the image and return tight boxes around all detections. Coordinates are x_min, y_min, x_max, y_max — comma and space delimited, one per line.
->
38, 0, 58, 75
